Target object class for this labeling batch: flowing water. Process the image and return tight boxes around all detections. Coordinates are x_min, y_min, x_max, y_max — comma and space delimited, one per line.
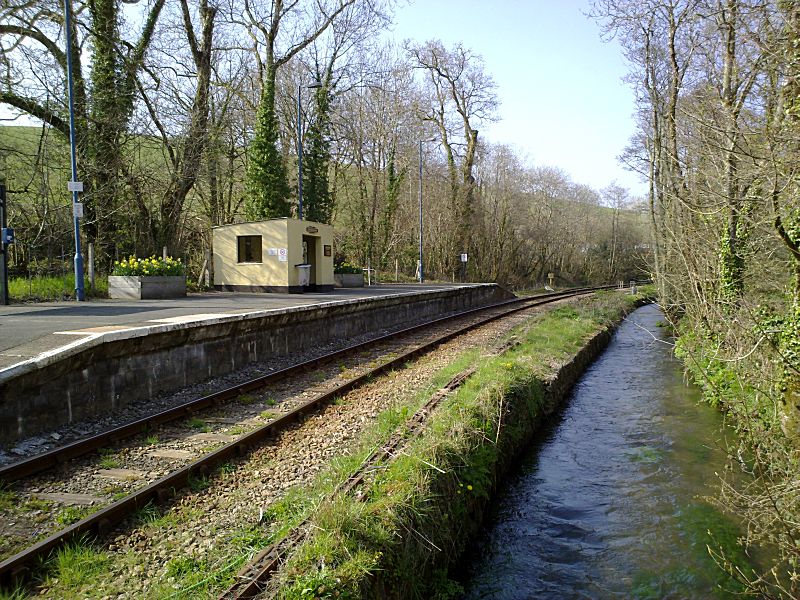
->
459, 304, 753, 599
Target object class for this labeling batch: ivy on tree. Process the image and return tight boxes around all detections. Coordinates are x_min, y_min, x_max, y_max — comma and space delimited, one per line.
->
300, 84, 334, 224
246, 80, 291, 220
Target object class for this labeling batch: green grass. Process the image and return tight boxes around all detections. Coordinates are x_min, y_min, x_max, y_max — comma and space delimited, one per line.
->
98, 456, 120, 470
133, 502, 165, 525
267, 291, 640, 598
165, 555, 205, 578
45, 541, 111, 589
218, 462, 236, 475
55, 506, 92, 527
187, 417, 210, 432
0, 585, 27, 600
188, 474, 210, 493
8, 274, 108, 302
22, 497, 53, 512
0, 485, 16, 511
238, 394, 257, 405
144, 435, 159, 445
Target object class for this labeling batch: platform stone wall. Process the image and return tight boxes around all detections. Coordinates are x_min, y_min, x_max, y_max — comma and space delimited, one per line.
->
0, 285, 514, 445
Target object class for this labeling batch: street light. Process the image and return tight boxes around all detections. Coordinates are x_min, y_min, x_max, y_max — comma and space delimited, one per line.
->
297, 80, 323, 221
418, 137, 437, 284
62, 0, 141, 300
63, 0, 85, 301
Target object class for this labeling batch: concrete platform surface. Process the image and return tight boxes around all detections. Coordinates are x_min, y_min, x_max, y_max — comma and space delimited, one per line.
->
0, 284, 474, 371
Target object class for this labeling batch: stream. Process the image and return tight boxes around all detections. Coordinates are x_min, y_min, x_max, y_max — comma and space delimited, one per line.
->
459, 304, 754, 599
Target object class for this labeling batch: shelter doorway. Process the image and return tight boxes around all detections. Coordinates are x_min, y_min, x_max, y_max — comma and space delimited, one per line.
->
302, 235, 317, 289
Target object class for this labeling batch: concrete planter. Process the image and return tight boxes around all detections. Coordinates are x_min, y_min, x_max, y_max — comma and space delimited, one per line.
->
108, 275, 186, 299
334, 273, 364, 288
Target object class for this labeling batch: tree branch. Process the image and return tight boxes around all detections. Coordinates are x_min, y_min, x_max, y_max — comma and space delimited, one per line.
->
0, 91, 68, 136
275, 0, 358, 67
0, 23, 67, 69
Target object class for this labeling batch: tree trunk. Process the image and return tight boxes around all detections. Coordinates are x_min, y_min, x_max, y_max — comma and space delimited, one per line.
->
157, 0, 216, 251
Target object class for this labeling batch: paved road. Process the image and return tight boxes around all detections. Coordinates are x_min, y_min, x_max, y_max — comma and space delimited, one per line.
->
0, 284, 470, 369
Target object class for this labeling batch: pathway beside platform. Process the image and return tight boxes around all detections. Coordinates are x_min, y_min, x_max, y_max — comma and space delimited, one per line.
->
0, 284, 473, 371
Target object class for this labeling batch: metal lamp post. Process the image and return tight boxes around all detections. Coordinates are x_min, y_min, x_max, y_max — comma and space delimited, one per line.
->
297, 80, 323, 221
63, 0, 85, 301
418, 137, 436, 284
62, 0, 140, 300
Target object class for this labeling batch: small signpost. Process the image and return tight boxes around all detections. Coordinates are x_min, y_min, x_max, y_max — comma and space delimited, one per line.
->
0, 179, 8, 305
460, 253, 468, 282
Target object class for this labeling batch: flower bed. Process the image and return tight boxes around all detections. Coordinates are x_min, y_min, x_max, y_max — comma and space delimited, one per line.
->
109, 256, 186, 299
334, 261, 364, 288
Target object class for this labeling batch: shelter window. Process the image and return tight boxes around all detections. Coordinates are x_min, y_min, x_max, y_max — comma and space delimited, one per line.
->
237, 235, 262, 263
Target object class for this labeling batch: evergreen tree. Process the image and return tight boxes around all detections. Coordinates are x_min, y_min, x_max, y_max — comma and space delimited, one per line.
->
301, 86, 334, 223
379, 146, 405, 269
246, 79, 291, 219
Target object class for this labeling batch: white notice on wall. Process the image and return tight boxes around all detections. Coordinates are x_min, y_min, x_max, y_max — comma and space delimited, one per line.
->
278, 248, 288, 262
267, 248, 278, 256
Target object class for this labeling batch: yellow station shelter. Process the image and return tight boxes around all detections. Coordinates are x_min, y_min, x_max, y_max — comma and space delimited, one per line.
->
213, 218, 334, 293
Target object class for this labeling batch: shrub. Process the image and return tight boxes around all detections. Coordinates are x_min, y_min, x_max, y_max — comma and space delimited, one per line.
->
111, 255, 185, 277
334, 261, 361, 275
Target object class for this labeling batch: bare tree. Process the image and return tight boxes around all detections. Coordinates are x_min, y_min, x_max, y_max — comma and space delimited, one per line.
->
407, 39, 498, 276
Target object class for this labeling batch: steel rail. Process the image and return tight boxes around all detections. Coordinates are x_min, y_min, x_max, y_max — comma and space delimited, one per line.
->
0, 285, 614, 586
224, 367, 478, 600
220, 288, 614, 599
0, 288, 600, 484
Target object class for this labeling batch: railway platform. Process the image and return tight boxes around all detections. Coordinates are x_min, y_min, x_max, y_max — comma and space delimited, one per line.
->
0, 284, 475, 371
0, 283, 514, 444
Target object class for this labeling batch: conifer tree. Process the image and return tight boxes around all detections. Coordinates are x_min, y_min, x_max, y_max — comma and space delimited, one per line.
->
301, 85, 333, 223
246, 80, 291, 219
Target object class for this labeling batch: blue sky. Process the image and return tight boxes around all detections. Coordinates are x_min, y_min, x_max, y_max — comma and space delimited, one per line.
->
390, 0, 646, 197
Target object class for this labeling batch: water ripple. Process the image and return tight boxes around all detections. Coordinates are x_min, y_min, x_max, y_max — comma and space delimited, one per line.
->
459, 305, 748, 599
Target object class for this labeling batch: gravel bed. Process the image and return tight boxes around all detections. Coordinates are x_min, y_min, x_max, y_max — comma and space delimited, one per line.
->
0, 301, 536, 565
30, 301, 554, 598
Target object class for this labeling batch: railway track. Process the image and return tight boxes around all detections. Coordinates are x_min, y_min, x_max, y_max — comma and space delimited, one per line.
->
222, 325, 536, 599
222, 366, 479, 600
0, 285, 615, 588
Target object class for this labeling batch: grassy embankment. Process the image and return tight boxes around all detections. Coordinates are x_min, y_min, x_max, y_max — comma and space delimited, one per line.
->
0, 290, 647, 600
672, 297, 799, 595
